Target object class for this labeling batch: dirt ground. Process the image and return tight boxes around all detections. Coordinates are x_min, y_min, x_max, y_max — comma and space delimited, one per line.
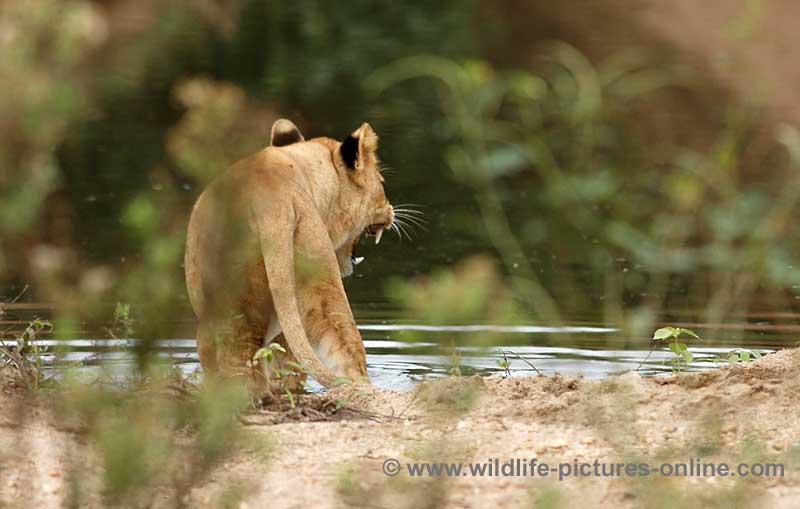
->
1, 348, 799, 508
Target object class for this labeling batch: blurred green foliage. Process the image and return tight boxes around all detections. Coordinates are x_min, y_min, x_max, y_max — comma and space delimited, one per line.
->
371, 46, 800, 339
0, 3, 483, 505
59, 373, 253, 507
0, 0, 93, 275
0, 1, 797, 507
388, 256, 518, 327
0, 0, 481, 332
0, 0, 797, 377
2, 0, 797, 343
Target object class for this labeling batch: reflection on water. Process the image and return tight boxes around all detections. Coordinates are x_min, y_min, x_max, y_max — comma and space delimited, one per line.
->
1, 303, 788, 390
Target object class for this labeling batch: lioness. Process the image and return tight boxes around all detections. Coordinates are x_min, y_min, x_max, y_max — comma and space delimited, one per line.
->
184, 119, 394, 389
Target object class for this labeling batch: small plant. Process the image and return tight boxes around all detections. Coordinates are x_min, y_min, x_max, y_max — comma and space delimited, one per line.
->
253, 342, 299, 380
652, 326, 702, 373
496, 350, 511, 377
725, 349, 762, 364
252, 342, 287, 368
0, 318, 54, 390
284, 388, 295, 408
705, 348, 763, 366
253, 342, 307, 404
108, 302, 135, 339
497, 349, 542, 375
448, 340, 462, 376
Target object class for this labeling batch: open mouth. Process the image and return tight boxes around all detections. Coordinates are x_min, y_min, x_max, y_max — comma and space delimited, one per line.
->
349, 223, 390, 268
364, 223, 388, 245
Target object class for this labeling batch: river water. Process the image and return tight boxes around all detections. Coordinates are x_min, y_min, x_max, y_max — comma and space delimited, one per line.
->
2, 302, 791, 390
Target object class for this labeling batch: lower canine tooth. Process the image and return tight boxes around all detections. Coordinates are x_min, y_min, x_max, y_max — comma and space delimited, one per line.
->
374, 229, 383, 245
353, 256, 365, 265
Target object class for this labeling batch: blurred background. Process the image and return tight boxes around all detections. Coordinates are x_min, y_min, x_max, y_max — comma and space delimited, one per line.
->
3, 0, 800, 386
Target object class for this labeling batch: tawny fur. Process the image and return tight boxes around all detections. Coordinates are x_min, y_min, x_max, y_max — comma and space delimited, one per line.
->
184, 120, 393, 390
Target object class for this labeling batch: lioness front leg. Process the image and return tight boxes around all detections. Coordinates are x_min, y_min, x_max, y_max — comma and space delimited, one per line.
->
292, 217, 368, 383
297, 282, 368, 383
257, 205, 363, 387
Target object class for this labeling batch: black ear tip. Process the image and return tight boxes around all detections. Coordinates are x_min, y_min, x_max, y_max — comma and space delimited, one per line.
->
272, 128, 302, 147
270, 119, 304, 146
340, 134, 359, 168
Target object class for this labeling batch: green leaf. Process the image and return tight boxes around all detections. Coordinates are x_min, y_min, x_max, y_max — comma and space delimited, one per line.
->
284, 389, 295, 409
653, 327, 676, 340
740, 351, 751, 363
681, 350, 694, 363
678, 328, 701, 340
668, 342, 687, 354
252, 348, 268, 361
727, 353, 739, 364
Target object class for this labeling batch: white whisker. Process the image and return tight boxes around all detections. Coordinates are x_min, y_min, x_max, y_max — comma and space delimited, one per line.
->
390, 222, 404, 241
394, 218, 420, 239
389, 222, 406, 242
393, 209, 426, 216
393, 220, 413, 241
395, 215, 425, 222
394, 212, 428, 230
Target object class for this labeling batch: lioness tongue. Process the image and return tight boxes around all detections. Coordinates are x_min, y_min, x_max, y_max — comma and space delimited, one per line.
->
374, 228, 383, 245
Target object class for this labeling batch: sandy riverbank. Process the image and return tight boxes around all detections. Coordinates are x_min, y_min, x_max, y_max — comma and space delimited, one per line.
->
1, 348, 799, 508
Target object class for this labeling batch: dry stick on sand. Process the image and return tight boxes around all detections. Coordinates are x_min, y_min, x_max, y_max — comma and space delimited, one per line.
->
636, 341, 658, 371
499, 349, 542, 375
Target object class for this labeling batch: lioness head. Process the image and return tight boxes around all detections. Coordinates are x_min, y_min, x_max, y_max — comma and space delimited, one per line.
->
270, 119, 394, 278
333, 122, 394, 276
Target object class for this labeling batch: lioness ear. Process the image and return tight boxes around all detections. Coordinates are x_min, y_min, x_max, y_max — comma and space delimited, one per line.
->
270, 119, 304, 147
340, 123, 378, 170
340, 135, 359, 169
